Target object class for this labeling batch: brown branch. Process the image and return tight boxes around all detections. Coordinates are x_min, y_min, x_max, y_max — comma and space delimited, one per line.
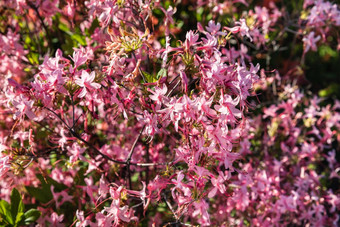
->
126, 125, 145, 189
26, 0, 53, 47
44, 107, 168, 166
167, 80, 181, 97
126, 125, 145, 164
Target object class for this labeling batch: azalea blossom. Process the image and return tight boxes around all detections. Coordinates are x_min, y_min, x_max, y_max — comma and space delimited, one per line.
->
225, 19, 253, 41
302, 31, 321, 53
0, 0, 339, 226
75, 70, 101, 98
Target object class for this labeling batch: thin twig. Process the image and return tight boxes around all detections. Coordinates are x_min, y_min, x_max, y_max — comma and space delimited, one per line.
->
70, 129, 126, 165
126, 125, 145, 189
169, 74, 180, 85
167, 80, 181, 97
145, 143, 150, 185
44, 107, 124, 164
44, 107, 72, 130
70, 93, 75, 129
126, 125, 145, 164
26, 1, 53, 46
131, 51, 146, 82
135, 162, 170, 167
162, 193, 179, 221
44, 106, 167, 166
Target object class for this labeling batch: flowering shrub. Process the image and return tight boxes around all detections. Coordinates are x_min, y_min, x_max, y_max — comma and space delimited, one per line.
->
0, 0, 339, 226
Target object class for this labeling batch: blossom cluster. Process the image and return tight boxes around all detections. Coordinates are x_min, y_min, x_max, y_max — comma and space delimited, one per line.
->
0, 0, 339, 226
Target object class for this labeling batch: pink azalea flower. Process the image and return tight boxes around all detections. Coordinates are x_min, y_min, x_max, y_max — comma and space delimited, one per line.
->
68, 143, 86, 164
98, 1, 118, 26
12, 94, 36, 120
71, 47, 88, 69
192, 200, 211, 226
98, 174, 109, 197
148, 85, 168, 105
184, 31, 200, 51
50, 212, 64, 227
205, 20, 226, 36
0, 155, 10, 179
76, 210, 90, 227
215, 94, 242, 119
225, 19, 253, 41
126, 181, 150, 210
102, 186, 138, 226
208, 171, 228, 198
51, 186, 73, 209
75, 70, 101, 98
302, 32, 321, 53
137, 111, 160, 139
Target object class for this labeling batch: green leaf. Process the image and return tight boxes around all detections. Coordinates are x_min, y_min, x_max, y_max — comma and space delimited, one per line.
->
157, 68, 167, 79
58, 22, 72, 35
142, 71, 155, 83
319, 45, 337, 58
71, 34, 87, 46
0, 200, 13, 225
142, 68, 167, 83
26, 186, 52, 204
10, 188, 24, 224
318, 84, 339, 97
26, 174, 67, 204
74, 167, 86, 186
15, 212, 24, 225
131, 172, 139, 182
36, 174, 67, 192
23, 209, 41, 224
28, 52, 39, 65
24, 35, 31, 45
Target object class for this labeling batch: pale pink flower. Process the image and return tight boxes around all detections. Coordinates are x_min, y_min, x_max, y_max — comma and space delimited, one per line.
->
225, 19, 253, 41
98, 1, 118, 26
192, 200, 211, 226
205, 20, 226, 36
75, 70, 101, 98
103, 186, 138, 226
76, 210, 90, 227
184, 31, 200, 51
98, 174, 109, 197
51, 186, 73, 209
208, 171, 228, 198
303, 32, 321, 53
148, 85, 168, 105
12, 94, 36, 120
126, 182, 150, 210
71, 48, 88, 69
215, 94, 242, 119
68, 143, 86, 164
50, 212, 64, 227
137, 111, 160, 139
0, 155, 10, 179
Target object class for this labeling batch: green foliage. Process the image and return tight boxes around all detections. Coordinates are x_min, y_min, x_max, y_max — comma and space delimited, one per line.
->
0, 188, 40, 226
142, 68, 167, 83
26, 174, 67, 204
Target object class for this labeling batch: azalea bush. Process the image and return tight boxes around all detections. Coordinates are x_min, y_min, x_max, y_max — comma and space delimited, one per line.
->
0, 0, 339, 226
